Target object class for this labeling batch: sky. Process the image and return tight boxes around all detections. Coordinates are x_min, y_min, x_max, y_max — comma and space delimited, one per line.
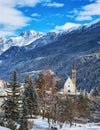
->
0, 0, 100, 37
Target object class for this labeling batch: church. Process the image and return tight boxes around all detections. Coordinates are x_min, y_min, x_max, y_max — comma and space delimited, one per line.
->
63, 61, 77, 95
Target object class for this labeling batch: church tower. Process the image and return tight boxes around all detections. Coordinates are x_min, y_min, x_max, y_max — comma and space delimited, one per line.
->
72, 60, 76, 93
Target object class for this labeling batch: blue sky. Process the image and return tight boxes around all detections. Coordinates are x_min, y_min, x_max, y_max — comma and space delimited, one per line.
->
0, 0, 100, 37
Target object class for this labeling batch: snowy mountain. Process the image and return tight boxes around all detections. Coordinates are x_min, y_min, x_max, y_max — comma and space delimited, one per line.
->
0, 21, 100, 91
0, 31, 60, 55
0, 30, 44, 55
25, 32, 59, 50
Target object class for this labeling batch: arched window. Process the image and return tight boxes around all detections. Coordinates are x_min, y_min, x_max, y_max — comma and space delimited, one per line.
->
68, 90, 70, 93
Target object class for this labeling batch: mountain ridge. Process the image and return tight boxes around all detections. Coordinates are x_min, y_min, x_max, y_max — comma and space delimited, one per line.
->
0, 30, 44, 55
0, 21, 100, 91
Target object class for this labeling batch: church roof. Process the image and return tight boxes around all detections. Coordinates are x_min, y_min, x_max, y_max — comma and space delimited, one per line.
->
64, 76, 74, 87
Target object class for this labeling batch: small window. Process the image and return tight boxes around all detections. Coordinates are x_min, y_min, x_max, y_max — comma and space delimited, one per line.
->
68, 85, 70, 87
68, 90, 70, 93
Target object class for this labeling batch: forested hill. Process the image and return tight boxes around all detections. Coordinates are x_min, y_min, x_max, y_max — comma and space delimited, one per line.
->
0, 21, 100, 91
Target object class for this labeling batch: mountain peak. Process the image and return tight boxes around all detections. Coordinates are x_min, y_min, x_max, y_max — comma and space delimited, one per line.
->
20, 30, 44, 37
0, 36, 7, 43
0, 21, 100, 91
0, 21, 100, 55
0, 30, 45, 55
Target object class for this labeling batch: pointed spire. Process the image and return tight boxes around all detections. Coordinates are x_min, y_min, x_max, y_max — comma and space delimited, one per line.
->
72, 59, 76, 70
72, 59, 76, 94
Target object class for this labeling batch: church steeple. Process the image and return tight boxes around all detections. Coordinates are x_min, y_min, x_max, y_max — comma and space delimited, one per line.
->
72, 60, 76, 70
72, 60, 76, 93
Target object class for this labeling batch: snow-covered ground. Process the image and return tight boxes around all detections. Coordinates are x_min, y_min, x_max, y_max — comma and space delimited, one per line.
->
0, 126, 10, 130
0, 117, 100, 130
32, 117, 50, 130
32, 117, 100, 130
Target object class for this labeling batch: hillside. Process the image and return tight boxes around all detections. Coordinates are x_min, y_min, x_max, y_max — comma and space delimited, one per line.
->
0, 21, 100, 91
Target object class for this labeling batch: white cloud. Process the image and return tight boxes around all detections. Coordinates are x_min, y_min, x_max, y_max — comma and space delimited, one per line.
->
16, 0, 42, 7
76, 15, 92, 21
43, 2, 64, 8
0, 0, 46, 7
52, 22, 81, 32
31, 13, 40, 17
0, 5, 30, 27
66, 14, 74, 19
65, 9, 79, 20
0, 30, 15, 37
32, 18, 40, 22
0, 5, 30, 37
31, 13, 41, 22
72, 9, 79, 15
75, 0, 100, 21
17, 0, 64, 8
0, 0, 65, 37
0, 0, 37, 37
0, 0, 53, 37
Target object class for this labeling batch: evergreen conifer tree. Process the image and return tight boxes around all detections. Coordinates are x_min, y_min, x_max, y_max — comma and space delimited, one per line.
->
1, 71, 19, 120
35, 73, 45, 98
90, 87, 99, 96
24, 75, 38, 117
77, 94, 90, 118
1, 72, 33, 130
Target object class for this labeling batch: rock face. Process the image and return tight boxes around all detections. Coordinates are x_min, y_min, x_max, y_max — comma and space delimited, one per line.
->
0, 30, 44, 55
0, 21, 100, 91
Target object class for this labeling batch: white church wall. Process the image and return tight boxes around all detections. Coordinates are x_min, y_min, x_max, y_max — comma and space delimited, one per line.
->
64, 77, 76, 95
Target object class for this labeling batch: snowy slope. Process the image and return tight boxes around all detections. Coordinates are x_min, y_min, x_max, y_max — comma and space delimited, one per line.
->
0, 126, 10, 130
0, 30, 44, 55
32, 117, 100, 130
0, 21, 100, 91
0, 31, 59, 55
0, 117, 99, 130
0, 20, 100, 56
26, 32, 59, 50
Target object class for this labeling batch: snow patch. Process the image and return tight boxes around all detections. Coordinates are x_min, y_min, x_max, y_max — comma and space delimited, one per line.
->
32, 117, 100, 130
34, 57, 46, 60
0, 30, 44, 55
0, 60, 2, 63
23, 70, 42, 76
97, 41, 100, 44
0, 126, 10, 130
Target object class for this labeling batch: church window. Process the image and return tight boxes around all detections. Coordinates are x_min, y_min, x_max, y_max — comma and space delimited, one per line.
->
68, 90, 70, 93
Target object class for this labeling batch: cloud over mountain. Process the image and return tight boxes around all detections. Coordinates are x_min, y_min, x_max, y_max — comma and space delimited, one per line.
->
0, 0, 100, 37
75, 0, 100, 21
53, 23, 81, 32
